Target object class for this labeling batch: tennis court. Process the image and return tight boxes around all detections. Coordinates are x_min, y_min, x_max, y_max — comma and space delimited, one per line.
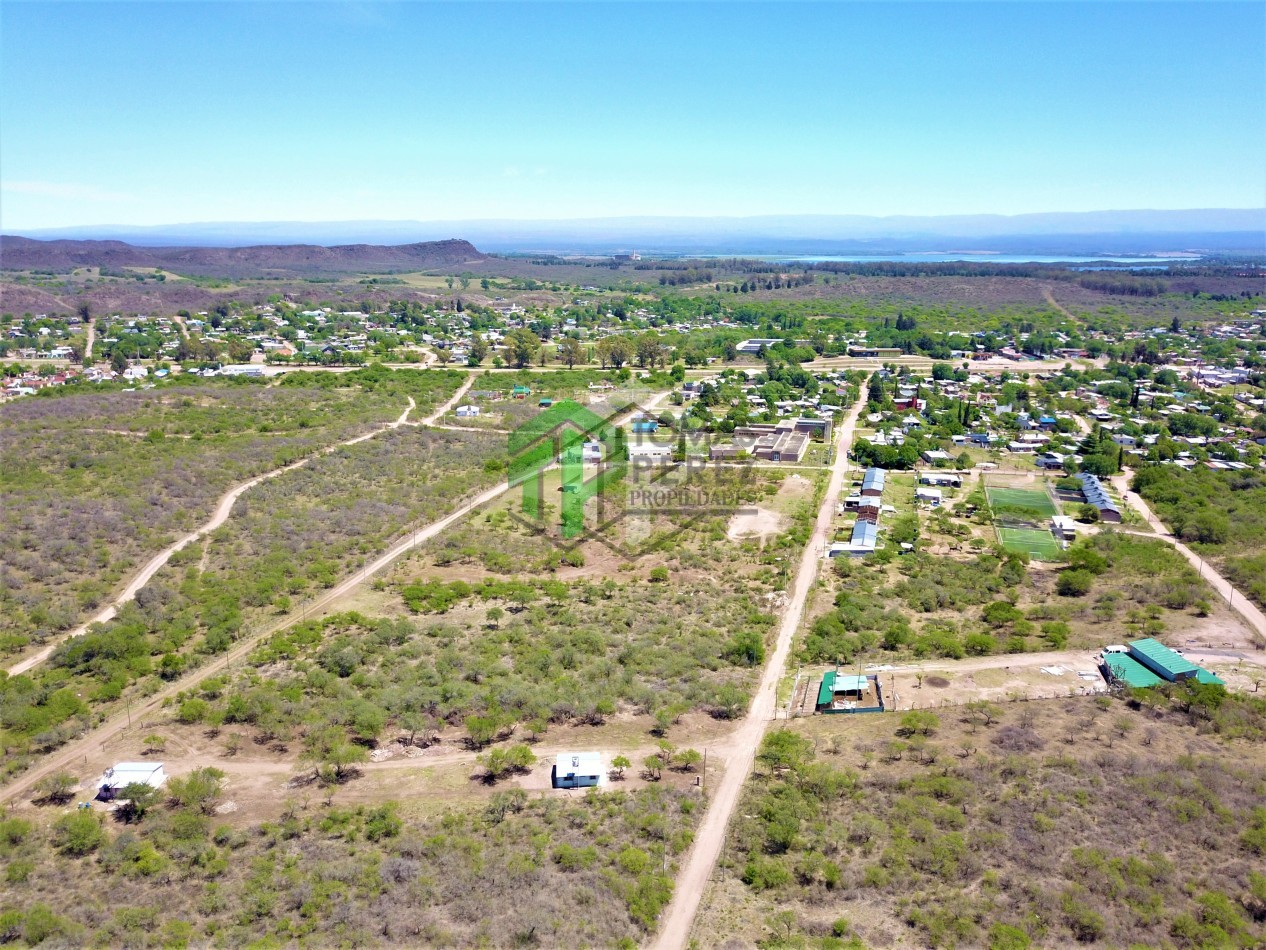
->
985, 485, 1057, 518
997, 526, 1062, 560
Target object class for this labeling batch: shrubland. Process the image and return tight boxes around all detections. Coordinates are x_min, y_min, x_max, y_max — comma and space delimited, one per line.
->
0, 367, 466, 652
1133, 465, 1266, 610
803, 531, 1216, 663
697, 686, 1266, 948
1, 778, 700, 947
0, 422, 502, 779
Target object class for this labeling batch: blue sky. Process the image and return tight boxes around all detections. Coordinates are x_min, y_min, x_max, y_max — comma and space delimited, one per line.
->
2, 1, 1263, 229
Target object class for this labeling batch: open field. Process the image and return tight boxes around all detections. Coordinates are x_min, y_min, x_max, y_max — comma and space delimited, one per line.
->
0, 420, 504, 780
0, 774, 705, 947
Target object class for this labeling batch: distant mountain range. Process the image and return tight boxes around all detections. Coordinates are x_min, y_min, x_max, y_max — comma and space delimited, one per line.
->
0, 237, 486, 276
6, 209, 1264, 256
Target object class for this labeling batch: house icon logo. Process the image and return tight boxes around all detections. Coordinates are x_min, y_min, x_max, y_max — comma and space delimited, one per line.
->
507, 397, 757, 559
507, 399, 628, 542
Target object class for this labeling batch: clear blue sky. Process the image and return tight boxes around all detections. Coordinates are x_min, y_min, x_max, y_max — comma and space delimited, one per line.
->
2, 1, 1263, 229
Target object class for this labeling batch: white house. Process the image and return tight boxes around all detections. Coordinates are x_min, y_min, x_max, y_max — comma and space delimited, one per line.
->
94, 762, 166, 800
627, 442, 673, 465
1051, 515, 1078, 542
553, 752, 603, 788
454, 405, 480, 418
914, 487, 943, 508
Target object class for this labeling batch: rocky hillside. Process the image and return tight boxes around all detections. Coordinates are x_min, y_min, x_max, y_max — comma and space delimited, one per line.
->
0, 236, 487, 276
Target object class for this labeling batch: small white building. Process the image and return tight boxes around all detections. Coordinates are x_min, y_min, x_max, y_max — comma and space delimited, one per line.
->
627, 442, 673, 465
1051, 515, 1078, 541
553, 752, 603, 788
454, 405, 480, 418
94, 762, 166, 800
914, 487, 943, 508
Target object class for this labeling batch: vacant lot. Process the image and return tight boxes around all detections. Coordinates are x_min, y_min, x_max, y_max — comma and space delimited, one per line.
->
694, 686, 1266, 948
0, 369, 465, 653
803, 531, 1235, 664
0, 423, 502, 779
1, 775, 703, 947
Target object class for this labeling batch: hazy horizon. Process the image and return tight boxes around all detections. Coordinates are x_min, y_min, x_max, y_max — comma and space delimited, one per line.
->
3, 2, 1264, 232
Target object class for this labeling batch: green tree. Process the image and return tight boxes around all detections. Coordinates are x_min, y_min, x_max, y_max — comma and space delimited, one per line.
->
116, 782, 161, 823
166, 767, 226, 813
34, 771, 77, 805
52, 811, 106, 856
898, 710, 940, 736
507, 328, 540, 368
557, 336, 583, 368
1057, 569, 1094, 596
607, 335, 633, 369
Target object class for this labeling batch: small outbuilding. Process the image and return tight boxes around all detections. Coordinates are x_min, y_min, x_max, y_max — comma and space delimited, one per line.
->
94, 762, 166, 800
552, 752, 603, 788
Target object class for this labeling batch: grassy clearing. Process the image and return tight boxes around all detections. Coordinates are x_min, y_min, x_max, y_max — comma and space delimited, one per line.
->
695, 687, 1266, 948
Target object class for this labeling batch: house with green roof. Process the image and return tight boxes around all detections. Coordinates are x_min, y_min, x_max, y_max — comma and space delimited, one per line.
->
1128, 638, 1200, 682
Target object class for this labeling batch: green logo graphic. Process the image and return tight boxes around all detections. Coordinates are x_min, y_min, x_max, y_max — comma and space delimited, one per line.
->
508, 399, 628, 539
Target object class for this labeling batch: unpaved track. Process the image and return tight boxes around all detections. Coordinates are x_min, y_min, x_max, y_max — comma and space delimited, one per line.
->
650, 390, 868, 950
1112, 470, 1266, 644
1, 389, 669, 806
6, 397, 418, 678
0, 470, 511, 807
1042, 286, 1076, 320
422, 372, 476, 425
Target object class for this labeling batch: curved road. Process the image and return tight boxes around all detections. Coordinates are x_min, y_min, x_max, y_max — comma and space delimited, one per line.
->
650, 387, 869, 950
6, 397, 418, 678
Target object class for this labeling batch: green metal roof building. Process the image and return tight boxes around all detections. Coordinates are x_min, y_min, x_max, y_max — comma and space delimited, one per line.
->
817, 670, 838, 708
1103, 654, 1165, 688
1128, 638, 1200, 682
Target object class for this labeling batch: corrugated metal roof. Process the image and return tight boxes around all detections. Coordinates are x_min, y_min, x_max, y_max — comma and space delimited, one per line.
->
834, 674, 869, 693
862, 468, 886, 493
851, 521, 878, 546
1077, 473, 1121, 513
1103, 654, 1164, 687
1194, 669, 1225, 686
1129, 638, 1199, 678
817, 671, 836, 707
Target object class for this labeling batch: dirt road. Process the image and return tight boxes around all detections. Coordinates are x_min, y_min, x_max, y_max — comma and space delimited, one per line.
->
0, 468, 513, 807
422, 372, 476, 425
1, 389, 673, 805
1112, 470, 1266, 645
6, 396, 417, 677
650, 389, 869, 950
